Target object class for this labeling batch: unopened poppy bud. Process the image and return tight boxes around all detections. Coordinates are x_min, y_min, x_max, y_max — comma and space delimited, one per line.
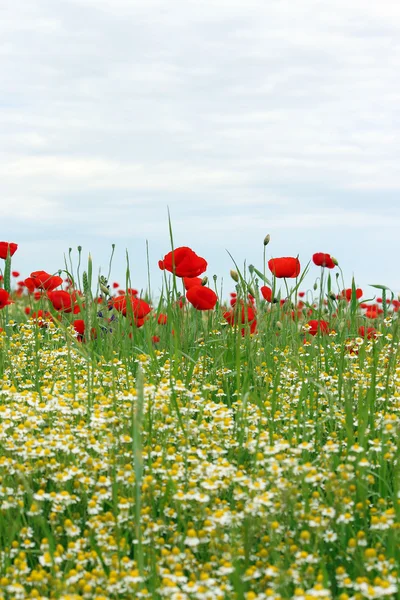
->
201, 276, 208, 286
230, 270, 239, 282
247, 286, 256, 298
328, 291, 336, 301
263, 234, 271, 246
313, 282, 318, 291
77, 245, 82, 252
331, 256, 338, 266
100, 282, 110, 296
276, 321, 282, 330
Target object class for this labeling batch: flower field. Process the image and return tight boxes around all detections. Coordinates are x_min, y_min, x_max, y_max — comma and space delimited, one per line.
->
0, 241, 399, 600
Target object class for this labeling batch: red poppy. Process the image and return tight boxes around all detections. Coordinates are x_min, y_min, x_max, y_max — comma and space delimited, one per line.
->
241, 319, 257, 336
112, 282, 120, 289
268, 257, 300, 278
223, 302, 256, 326
392, 300, 400, 312
260, 286, 273, 302
183, 277, 203, 290
152, 335, 160, 344
25, 306, 31, 315
11, 271, 20, 278
47, 291, 74, 313
358, 326, 378, 339
312, 253, 336, 269
364, 305, 383, 319
73, 319, 85, 337
340, 288, 363, 302
157, 313, 168, 325
23, 277, 36, 293
299, 291, 305, 298
186, 285, 217, 311
30, 271, 63, 291
0, 289, 12, 309
306, 319, 329, 336
110, 293, 151, 319
159, 247, 207, 278
0, 242, 18, 259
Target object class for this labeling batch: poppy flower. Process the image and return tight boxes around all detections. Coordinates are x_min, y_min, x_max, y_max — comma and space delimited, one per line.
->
268, 257, 300, 278
110, 293, 151, 319
112, 282, 120, 289
152, 335, 160, 344
312, 253, 336, 269
73, 319, 85, 338
358, 326, 378, 339
0, 242, 18, 259
23, 277, 36, 293
241, 319, 257, 336
47, 291, 74, 313
183, 277, 203, 290
157, 313, 168, 325
159, 247, 207, 278
306, 319, 329, 336
340, 288, 363, 302
0, 289, 12, 309
223, 302, 256, 326
186, 285, 217, 311
260, 286, 273, 303
30, 271, 63, 291
11, 271, 20, 278
364, 305, 383, 319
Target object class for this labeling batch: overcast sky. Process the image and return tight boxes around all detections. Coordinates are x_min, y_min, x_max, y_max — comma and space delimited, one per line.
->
2, 0, 400, 298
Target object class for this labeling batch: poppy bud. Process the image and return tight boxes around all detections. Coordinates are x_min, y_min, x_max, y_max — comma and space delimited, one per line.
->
247, 286, 256, 298
263, 234, 271, 246
201, 276, 208, 286
100, 283, 110, 296
331, 256, 338, 266
313, 282, 318, 291
276, 321, 282, 330
230, 270, 239, 282
328, 291, 336, 301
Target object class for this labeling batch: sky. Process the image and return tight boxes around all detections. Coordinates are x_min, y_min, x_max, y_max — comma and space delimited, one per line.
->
2, 0, 400, 299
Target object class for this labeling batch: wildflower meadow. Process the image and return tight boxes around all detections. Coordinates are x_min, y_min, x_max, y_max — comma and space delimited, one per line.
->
0, 236, 398, 600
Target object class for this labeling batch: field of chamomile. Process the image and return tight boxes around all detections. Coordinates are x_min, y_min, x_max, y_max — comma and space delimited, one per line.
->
0, 240, 399, 600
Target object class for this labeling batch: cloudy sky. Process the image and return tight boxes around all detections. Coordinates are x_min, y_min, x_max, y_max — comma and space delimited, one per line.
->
2, 0, 400, 297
